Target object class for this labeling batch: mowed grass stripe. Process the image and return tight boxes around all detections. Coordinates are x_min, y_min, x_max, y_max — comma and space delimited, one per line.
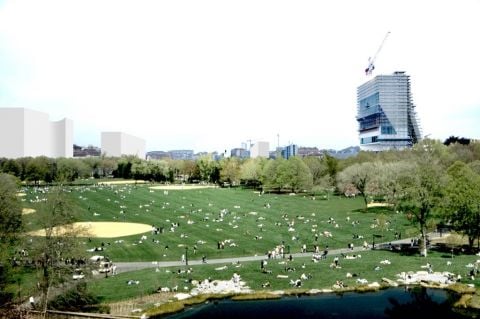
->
24, 185, 412, 262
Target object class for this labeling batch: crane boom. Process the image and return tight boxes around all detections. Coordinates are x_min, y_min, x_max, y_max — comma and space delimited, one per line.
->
365, 31, 390, 75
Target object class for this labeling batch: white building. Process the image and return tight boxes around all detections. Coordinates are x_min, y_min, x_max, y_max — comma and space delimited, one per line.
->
250, 141, 270, 158
0, 107, 73, 158
101, 132, 146, 159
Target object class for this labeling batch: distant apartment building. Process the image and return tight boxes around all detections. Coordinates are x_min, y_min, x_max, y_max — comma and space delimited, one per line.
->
281, 144, 298, 159
101, 132, 146, 158
73, 144, 101, 157
297, 147, 322, 158
169, 150, 194, 160
250, 141, 269, 158
357, 71, 422, 151
230, 148, 250, 159
0, 107, 73, 158
146, 151, 171, 160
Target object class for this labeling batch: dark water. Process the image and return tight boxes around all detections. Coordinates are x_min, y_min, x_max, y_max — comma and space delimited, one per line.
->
164, 287, 479, 319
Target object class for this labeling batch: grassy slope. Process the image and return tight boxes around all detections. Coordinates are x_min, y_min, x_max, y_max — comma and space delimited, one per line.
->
24, 185, 413, 262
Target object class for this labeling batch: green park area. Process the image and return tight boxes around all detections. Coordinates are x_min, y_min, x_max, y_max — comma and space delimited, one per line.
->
2, 140, 480, 316
13, 183, 480, 316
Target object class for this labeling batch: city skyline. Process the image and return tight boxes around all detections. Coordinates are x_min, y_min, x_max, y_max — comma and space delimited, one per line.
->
0, 0, 479, 153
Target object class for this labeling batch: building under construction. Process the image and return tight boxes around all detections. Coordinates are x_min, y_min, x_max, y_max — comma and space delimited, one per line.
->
357, 71, 422, 151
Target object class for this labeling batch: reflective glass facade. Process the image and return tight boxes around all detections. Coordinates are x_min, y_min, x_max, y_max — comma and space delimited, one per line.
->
357, 72, 422, 151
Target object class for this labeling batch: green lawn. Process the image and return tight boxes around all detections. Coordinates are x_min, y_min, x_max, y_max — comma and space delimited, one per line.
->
23, 184, 414, 262
88, 250, 480, 303
18, 183, 480, 308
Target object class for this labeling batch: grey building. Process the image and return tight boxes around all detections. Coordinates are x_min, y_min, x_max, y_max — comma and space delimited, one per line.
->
230, 148, 250, 159
357, 71, 422, 151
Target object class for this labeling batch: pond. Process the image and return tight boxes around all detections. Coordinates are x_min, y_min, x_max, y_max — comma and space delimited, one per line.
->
163, 287, 479, 319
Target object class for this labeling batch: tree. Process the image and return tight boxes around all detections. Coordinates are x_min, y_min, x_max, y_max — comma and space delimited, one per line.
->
302, 156, 327, 185
397, 162, 445, 257
0, 174, 22, 311
1, 159, 21, 178
337, 162, 377, 209
28, 186, 85, 314
98, 156, 117, 177
324, 154, 339, 184
261, 158, 285, 192
197, 155, 217, 183
25, 157, 52, 184
443, 161, 480, 250
376, 161, 416, 209
278, 157, 313, 193
444, 135, 470, 146
240, 158, 265, 189
56, 158, 90, 182
219, 158, 241, 186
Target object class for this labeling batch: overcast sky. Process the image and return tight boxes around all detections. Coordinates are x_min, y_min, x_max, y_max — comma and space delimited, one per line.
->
0, 0, 479, 153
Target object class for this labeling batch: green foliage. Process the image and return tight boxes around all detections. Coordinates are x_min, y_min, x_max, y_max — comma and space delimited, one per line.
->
0, 173, 22, 309
444, 161, 480, 249
337, 162, 377, 209
49, 282, 108, 313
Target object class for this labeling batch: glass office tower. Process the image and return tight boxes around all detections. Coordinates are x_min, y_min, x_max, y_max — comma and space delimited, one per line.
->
357, 71, 422, 151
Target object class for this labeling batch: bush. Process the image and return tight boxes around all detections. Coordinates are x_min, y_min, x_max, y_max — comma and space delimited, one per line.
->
49, 282, 109, 313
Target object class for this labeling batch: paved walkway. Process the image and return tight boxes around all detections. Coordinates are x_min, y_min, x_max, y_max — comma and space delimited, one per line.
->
114, 232, 446, 274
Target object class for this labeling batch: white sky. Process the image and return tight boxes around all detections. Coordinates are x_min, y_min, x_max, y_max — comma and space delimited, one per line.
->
0, 0, 479, 153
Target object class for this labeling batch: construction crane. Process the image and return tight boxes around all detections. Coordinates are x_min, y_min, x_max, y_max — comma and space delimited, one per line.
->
365, 31, 390, 76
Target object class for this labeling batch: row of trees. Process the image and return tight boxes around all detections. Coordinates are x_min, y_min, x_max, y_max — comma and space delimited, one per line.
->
337, 140, 480, 256
0, 154, 339, 192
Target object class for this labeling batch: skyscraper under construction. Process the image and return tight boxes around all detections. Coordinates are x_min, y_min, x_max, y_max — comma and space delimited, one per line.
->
357, 71, 422, 151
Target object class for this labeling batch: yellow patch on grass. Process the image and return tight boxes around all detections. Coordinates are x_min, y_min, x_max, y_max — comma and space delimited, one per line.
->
27, 222, 152, 238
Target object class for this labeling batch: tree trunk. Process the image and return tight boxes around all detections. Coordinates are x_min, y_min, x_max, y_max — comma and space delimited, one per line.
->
420, 225, 428, 257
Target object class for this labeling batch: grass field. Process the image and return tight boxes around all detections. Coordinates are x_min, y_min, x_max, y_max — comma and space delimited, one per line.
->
88, 250, 480, 304
23, 184, 415, 262
20, 183, 480, 312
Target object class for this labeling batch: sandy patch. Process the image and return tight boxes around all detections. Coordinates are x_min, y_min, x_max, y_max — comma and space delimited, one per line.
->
22, 208, 36, 215
98, 180, 147, 185
367, 202, 393, 208
27, 222, 152, 238
150, 184, 217, 190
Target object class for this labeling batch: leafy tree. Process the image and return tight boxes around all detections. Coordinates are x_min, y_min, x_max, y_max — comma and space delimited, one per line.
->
443, 161, 480, 250
324, 154, 339, 183
98, 156, 117, 177
28, 187, 85, 313
131, 161, 151, 180
25, 157, 53, 184
197, 155, 217, 183
469, 160, 480, 175
261, 158, 285, 192
397, 161, 445, 257
279, 157, 313, 193
302, 156, 327, 185
1, 159, 21, 177
240, 157, 265, 189
81, 157, 101, 178
150, 160, 172, 182
261, 157, 313, 193
56, 158, 90, 182
337, 162, 377, 209
376, 161, 416, 209
444, 135, 470, 146
0, 174, 22, 311
219, 158, 241, 185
